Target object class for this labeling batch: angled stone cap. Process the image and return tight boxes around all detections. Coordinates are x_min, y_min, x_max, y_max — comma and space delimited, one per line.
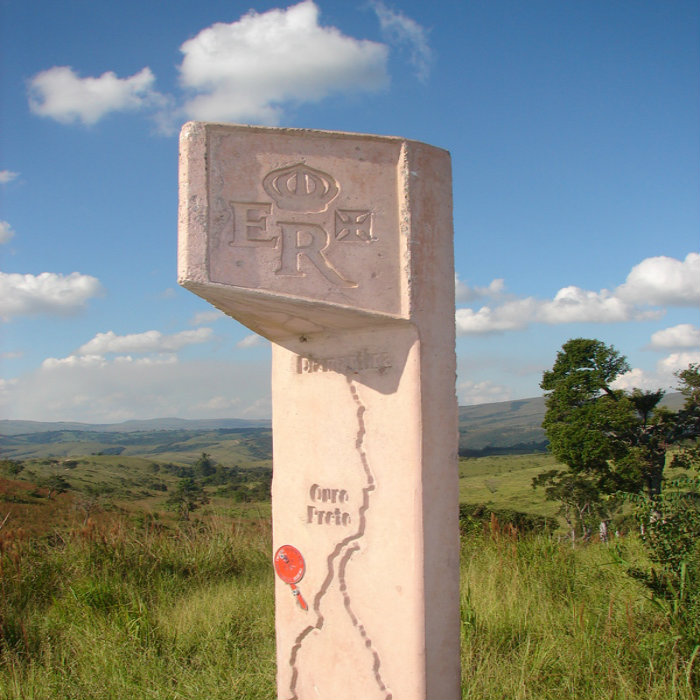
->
178, 122, 452, 340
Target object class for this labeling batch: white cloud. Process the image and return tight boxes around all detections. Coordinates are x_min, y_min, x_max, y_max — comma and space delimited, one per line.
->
371, 1, 432, 82
456, 289, 660, 336
0, 221, 15, 245
3, 357, 271, 422
455, 252, 695, 335
76, 328, 214, 356
193, 395, 242, 412
455, 274, 504, 302
0, 170, 18, 184
616, 252, 700, 306
649, 323, 700, 350
457, 379, 512, 406
42, 353, 179, 370
611, 367, 662, 392
191, 309, 225, 325
657, 351, 700, 376
241, 396, 272, 418
178, 0, 388, 123
613, 351, 700, 393
0, 271, 103, 321
28, 66, 160, 125
456, 298, 537, 335
42, 354, 109, 370
537, 286, 656, 324
237, 333, 267, 349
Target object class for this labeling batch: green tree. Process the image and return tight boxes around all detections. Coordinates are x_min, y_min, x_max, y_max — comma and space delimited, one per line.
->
193, 452, 216, 478
0, 459, 24, 476
532, 469, 612, 541
166, 478, 209, 520
40, 473, 70, 500
671, 363, 700, 471
618, 370, 700, 658
539, 339, 697, 500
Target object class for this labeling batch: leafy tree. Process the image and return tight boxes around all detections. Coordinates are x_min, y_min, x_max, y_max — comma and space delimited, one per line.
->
40, 473, 70, 499
621, 365, 700, 660
671, 363, 700, 470
74, 484, 113, 525
193, 452, 216, 478
619, 451, 700, 654
532, 469, 613, 541
166, 477, 209, 520
0, 459, 24, 476
539, 339, 698, 500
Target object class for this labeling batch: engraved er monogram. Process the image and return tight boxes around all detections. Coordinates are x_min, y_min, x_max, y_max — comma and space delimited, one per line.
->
230, 163, 374, 287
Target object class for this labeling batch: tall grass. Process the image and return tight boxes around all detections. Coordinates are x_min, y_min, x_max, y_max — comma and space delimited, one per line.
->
461, 520, 698, 699
1, 515, 696, 699
0, 517, 275, 700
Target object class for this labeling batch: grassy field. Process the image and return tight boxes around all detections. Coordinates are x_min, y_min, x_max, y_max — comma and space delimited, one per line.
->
459, 453, 561, 518
1, 513, 697, 699
0, 452, 697, 698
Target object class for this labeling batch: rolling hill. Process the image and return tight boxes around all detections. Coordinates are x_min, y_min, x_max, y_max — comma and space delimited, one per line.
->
1, 393, 684, 461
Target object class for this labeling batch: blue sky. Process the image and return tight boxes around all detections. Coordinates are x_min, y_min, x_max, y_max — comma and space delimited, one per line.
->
1, 0, 698, 422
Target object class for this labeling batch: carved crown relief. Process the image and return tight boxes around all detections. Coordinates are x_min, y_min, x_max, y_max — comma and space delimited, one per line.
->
263, 163, 339, 213
206, 130, 401, 317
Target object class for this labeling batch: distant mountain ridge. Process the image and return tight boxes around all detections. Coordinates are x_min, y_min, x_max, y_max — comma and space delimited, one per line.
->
0, 416, 271, 436
1, 393, 684, 460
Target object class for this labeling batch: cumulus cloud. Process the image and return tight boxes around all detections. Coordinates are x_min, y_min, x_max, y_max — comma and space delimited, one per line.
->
42, 353, 179, 370
616, 252, 700, 306
0, 221, 15, 244
612, 350, 700, 392
14, 326, 270, 422
178, 0, 388, 123
0, 170, 18, 184
237, 333, 267, 349
455, 252, 696, 335
371, 1, 432, 82
537, 286, 656, 324
455, 275, 504, 303
0, 271, 103, 320
28, 66, 161, 125
456, 299, 536, 335
191, 309, 225, 325
3, 357, 271, 422
657, 351, 700, 376
38, 328, 214, 376
458, 379, 512, 406
193, 395, 242, 413
76, 328, 214, 356
649, 323, 700, 350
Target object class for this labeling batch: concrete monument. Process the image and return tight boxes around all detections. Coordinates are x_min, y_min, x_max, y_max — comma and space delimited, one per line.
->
178, 122, 460, 700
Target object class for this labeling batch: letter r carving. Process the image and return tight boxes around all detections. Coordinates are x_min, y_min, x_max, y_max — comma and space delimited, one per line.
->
275, 222, 357, 288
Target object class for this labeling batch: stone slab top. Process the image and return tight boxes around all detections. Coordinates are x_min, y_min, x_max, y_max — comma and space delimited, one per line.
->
178, 122, 452, 341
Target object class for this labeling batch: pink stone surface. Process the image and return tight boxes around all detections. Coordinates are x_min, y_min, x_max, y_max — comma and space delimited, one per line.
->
178, 123, 459, 700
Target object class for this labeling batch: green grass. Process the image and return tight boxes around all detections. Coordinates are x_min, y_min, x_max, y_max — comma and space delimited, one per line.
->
0, 518, 276, 700
460, 528, 697, 699
1, 451, 697, 698
459, 453, 562, 519
1, 513, 697, 699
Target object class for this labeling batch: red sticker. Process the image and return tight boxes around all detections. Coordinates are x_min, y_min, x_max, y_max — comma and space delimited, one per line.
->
274, 545, 308, 611
274, 544, 306, 584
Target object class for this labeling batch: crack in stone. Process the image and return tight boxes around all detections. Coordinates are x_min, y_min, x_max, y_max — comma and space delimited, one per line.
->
286, 378, 391, 700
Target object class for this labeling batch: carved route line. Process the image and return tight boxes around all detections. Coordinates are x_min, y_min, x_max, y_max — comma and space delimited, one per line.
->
286, 378, 392, 700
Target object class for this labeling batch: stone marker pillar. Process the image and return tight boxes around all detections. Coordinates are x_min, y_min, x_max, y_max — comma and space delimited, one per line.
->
178, 122, 460, 700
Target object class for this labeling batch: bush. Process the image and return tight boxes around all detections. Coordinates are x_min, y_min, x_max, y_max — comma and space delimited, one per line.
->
459, 503, 555, 535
